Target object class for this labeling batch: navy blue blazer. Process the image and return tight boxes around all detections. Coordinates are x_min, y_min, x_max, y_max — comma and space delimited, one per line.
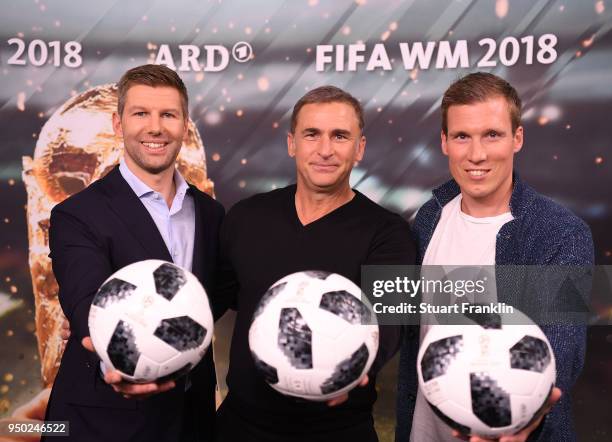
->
43, 166, 224, 442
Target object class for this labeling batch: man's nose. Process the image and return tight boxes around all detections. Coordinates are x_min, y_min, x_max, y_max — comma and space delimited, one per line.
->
147, 114, 162, 134
317, 137, 334, 158
467, 138, 487, 163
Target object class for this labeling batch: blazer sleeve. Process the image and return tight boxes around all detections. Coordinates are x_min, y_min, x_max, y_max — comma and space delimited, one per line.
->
49, 205, 113, 343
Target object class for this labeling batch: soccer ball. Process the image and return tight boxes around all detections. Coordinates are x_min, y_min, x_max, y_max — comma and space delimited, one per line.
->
417, 307, 555, 438
249, 271, 379, 401
88, 260, 213, 383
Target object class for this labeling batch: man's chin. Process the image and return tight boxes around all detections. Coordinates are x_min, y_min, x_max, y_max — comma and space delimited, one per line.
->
460, 184, 493, 201
298, 171, 351, 193
133, 154, 179, 175
310, 182, 355, 195
139, 161, 175, 175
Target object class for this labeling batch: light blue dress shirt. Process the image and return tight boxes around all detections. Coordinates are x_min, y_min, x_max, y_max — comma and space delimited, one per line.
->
119, 159, 195, 271
112, 160, 196, 389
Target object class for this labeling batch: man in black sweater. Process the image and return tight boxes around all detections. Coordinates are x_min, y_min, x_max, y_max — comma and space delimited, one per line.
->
214, 86, 417, 442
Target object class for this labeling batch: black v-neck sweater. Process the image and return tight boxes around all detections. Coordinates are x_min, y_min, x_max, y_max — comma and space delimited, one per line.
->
216, 184, 416, 439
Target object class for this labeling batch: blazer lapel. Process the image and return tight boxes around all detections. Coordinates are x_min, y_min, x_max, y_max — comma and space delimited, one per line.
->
101, 167, 173, 262
189, 186, 207, 282
190, 187, 213, 290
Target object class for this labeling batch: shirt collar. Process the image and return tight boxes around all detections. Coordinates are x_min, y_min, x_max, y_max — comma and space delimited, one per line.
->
119, 158, 190, 203
173, 167, 189, 199
432, 172, 532, 219
119, 158, 154, 198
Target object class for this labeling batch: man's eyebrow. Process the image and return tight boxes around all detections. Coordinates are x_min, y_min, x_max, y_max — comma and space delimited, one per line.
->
160, 108, 181, 114
331, 128, 351, 137
301, 127, 321, 134
483, 127, 506, 134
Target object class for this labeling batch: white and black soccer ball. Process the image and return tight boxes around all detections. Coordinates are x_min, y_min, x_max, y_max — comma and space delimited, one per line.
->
417, 307, 556, 438
88, 259, 213, 383
249, 271, 379, 401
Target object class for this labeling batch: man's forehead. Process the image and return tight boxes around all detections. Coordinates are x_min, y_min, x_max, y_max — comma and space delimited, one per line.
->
296, 101, 359, 129
447, 97, 512, 126
125, 85, 181, 103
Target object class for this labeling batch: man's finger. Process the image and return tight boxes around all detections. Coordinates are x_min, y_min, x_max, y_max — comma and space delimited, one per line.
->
117, 381, 176, 400
495, 387, 563, 442
118, 383, 160, 395
81, 336, 94, 352
105, 372, 176, 398
451, 429, 470, 441
103, 371, 124, 385
156, 381, 176, 393
469, 436, 495, 442
327, 375, 368, 407
60, 319, 71, 340
546, 387, 562, 409
327, 393, 349, 407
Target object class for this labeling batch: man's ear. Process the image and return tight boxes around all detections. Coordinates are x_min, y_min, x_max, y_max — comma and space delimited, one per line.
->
287, 132, 295, 158
441, 130, 449, 156
355, 135, 366, 163
112, 112, 123, 138
513, 126, 524, 153
182, 118, 189, 142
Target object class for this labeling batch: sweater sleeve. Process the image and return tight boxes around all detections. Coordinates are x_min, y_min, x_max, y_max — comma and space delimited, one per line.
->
213, 205, 241, 319
365, 214, 417, 374
530, 222, 594, 442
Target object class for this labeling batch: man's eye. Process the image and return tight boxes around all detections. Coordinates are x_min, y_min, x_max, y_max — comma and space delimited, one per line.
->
134, 111, 147, 117
455, 134, 468, 140
334, 134, 348, 140
162, 112, 176, 118
487, 131, 499, 138
304, 133, 317, 139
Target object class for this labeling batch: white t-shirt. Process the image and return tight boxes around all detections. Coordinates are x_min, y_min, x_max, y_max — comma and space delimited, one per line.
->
410, 194, 513, 442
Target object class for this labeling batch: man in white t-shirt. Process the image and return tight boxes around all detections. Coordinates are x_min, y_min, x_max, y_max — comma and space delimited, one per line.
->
396, 72, 593, 442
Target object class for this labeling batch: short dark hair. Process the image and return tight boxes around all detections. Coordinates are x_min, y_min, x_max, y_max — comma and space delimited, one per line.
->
290, 85, 364, 133
441, 72, 522, 134
117, 64, 188, 118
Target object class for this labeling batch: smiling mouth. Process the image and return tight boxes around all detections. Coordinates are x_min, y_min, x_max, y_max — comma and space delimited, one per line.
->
141, 141, 168, 150
311, 163, 339, 170
466, 169, 490, 177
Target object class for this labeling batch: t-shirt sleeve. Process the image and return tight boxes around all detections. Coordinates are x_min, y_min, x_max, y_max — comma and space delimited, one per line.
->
365, 214, 417, 374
